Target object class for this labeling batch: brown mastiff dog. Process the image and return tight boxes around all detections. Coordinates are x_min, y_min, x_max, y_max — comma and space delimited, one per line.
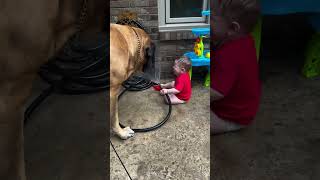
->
110, 24, 155, 139
0, 0, 105, 179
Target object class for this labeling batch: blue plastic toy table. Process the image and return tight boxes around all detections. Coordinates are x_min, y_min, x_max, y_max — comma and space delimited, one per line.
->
261, 0, 320, 30
184, 50, 210, 67
259, 0, 320, 78
184, 27, 210, 87
261, 0, 320, 15
191, 28, 210, 37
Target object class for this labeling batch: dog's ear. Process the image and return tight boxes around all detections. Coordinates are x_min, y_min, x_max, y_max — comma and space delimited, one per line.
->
145, 42, 155, 58
143, 42, 156, 74
144, 42, 155, 65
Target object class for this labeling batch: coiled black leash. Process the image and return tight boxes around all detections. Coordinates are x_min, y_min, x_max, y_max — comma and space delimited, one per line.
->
24, 31, 108, 124
111, 75, 172, 180
119, 75, 172, 132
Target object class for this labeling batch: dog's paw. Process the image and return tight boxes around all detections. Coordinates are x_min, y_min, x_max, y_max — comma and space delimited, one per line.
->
119, 127, 135, 140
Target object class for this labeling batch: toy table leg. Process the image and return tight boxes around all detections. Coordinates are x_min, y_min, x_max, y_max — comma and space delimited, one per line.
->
251, 17, 262, 61
204, 72, 210, 87
189, 67, 192, 80
302, 31, 320, 78
204, 66, 210, 87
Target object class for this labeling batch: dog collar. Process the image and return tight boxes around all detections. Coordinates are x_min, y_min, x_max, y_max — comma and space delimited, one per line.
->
131, 27, 142, 64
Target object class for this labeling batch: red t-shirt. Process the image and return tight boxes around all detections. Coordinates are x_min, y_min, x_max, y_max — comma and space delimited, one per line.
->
175, 72, 192, 101
211, 35, 261, 125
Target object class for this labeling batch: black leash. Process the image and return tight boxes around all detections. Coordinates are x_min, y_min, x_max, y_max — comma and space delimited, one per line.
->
24, 8, 168, 179
110, 140, 133, 180
24, 31, 108, 124
119, 76, 172, 132
111, 76, 172, 180
24, 0, 108, 124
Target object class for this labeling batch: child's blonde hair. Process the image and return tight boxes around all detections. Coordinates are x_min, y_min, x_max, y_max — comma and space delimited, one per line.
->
220, 0, 260, 33
175, 56, 192, 72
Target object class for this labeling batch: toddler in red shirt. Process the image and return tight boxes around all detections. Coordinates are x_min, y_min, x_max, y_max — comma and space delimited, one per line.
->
160, 56, 192, 104
211, 0, 261, 135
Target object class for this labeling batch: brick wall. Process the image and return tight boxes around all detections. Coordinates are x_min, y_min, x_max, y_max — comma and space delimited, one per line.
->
110, 0, 159, 40
110, 0, 210, 79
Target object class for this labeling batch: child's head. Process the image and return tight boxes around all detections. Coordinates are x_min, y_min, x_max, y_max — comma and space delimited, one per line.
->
173, 56, 191, 76
212, 0, 260, 44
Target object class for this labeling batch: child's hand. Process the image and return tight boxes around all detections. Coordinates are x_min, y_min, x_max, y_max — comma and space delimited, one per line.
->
160, 89, 167, 95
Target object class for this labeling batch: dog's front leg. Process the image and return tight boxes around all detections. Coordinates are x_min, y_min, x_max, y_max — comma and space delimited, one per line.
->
0, 75, 35, 180
110, 86, 134, 139
0, 104, 25, 180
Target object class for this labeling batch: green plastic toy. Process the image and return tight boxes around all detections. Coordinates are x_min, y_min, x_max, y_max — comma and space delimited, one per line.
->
194, 36, 204, 58
302, 32, 320, 78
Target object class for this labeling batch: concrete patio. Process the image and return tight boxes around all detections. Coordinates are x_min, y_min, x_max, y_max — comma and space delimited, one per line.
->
24, 79, 108, 180
212, 15, 320, 180
110, 79, 210, 180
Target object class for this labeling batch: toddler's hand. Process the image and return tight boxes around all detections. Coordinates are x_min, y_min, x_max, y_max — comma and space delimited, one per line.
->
160, 89, 167, 95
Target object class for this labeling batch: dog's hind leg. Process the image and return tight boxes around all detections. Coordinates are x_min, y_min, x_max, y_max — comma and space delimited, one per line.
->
110, 86, 134, 139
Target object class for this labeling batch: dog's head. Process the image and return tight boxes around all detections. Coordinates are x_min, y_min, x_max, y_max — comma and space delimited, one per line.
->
143, 41, 155, 73
138, 31, 156, 81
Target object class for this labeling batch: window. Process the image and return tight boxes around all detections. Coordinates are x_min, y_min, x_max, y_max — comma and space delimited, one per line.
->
158, 0, 210, 32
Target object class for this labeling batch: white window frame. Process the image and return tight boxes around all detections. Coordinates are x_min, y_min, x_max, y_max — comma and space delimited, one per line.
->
165, 0, 207, 23
158, 0, 210, 32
